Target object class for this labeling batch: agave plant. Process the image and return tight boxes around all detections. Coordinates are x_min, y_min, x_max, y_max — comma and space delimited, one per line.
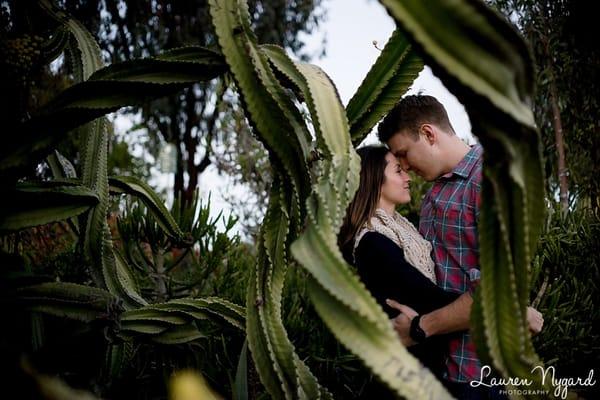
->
115, 190, 239, 301
2, 0, 549, 398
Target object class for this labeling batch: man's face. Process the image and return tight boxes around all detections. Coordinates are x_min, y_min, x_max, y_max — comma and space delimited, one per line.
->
387, 129, 441, 181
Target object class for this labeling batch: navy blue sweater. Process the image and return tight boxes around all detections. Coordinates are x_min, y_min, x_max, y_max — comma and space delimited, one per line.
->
353, 231, 461, 380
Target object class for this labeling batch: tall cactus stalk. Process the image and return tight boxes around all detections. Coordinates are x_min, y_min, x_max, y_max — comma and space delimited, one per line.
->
209, 0, 450, 398
377, 1, 548, 397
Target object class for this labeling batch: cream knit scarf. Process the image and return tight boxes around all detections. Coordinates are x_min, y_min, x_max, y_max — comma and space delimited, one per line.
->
354, 208, 437, 284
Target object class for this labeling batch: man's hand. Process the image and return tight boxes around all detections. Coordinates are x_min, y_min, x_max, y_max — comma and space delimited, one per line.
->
386, 299, 418, 346
527, 306, 544, 335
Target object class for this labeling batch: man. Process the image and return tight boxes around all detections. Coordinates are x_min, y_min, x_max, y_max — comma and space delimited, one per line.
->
377, 95, 543, 399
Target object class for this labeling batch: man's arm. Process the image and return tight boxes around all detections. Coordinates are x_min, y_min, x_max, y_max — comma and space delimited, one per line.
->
420, 292, 472, 336
386, 292, 471, 346
387, 295, 543, 346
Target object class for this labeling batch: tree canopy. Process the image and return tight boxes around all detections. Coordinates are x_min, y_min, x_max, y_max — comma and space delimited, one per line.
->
1, 0, 325, 206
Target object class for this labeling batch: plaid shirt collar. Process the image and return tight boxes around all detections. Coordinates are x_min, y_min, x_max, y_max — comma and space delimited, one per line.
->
440, 144, 483, 180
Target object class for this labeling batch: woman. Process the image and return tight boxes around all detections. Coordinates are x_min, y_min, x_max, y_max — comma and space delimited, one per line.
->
338, 145, 461, 380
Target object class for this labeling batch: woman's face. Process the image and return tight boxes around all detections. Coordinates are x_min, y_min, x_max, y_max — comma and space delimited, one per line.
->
380, 152, 412, 206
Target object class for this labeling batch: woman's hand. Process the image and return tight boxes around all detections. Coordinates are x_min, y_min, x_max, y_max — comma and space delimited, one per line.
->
386, 299, 418, 346
527, 306, 544, 335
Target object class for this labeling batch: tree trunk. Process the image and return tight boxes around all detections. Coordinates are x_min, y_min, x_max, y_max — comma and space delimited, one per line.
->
548, 79, 569, 211
154, 249, 167, 302
174, 138, 184, 200
540, 4, 569, 212
183, 124, 198, 206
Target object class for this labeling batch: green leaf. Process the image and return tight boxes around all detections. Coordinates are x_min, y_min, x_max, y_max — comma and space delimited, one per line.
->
294, 63, 349, 159
119, 297, 245, 339
209, 1, 321, 398
36, 7, 148, 310
101, 342, 132, 383
16, 282, 116, 322
109, 175, 188, 244
4, 47, 226, 173
121, 308, 189, 325
46, 150, 77, 179
278, 19, 450, 397
0, 181, 98, 232
261, 44, 351, 157
150, 323, 206, 345
345, 28, 423, 144
159, 297, 245, 330
261, 44, 360, 225
39, 0, 102, 80
108, 245, 148, 309
41, 27, 70, 65
233, 340, 249, 400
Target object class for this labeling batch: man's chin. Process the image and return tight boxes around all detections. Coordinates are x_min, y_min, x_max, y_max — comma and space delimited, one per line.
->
415, 171, 431, 181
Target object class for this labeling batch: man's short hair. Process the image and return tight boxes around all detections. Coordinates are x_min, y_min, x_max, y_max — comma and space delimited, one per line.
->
377, 95, 455, 142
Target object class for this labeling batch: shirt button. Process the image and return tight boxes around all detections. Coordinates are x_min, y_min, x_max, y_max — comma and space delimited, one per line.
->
469, 268, 481, 282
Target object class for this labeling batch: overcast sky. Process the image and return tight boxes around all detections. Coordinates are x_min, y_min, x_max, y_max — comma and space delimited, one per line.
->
298, 0, 474, 144
120, 0, 476, 236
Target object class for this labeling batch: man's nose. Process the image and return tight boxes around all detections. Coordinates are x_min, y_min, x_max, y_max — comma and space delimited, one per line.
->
399, 158, 410, 171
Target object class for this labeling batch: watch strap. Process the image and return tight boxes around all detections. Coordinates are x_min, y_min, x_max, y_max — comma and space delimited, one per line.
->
410, 314, 427, 343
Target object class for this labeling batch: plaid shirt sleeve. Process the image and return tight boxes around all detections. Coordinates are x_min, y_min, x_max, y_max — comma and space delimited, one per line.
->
419, 144, 484, 383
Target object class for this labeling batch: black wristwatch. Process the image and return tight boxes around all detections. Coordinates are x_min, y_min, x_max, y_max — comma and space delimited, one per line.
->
409, 315, 427, 343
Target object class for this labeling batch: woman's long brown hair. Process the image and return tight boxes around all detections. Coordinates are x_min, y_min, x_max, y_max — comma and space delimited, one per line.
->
338, 145, 389, 262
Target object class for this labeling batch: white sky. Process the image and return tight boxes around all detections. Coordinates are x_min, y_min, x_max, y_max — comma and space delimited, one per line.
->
117, 0, 475, 237
299, 0, 474, 144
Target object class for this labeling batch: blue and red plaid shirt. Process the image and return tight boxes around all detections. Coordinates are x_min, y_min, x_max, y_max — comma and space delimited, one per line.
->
419, 144, 483, 383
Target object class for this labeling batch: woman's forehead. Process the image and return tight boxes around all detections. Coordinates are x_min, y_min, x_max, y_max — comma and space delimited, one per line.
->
385, 152, 400, 164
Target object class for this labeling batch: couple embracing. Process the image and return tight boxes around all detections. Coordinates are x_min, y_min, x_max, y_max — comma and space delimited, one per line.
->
338, 95, 544, 399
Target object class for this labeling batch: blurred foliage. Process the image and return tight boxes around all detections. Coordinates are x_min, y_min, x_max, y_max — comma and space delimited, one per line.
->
529, 204, 600, 398
169, 369, 224, 400
108, 134, 151, 181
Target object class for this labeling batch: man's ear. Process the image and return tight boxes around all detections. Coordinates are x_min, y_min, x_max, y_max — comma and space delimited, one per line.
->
420, 124, 437, 145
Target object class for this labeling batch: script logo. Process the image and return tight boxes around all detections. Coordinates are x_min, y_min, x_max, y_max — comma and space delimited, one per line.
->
470, 365, 596, 399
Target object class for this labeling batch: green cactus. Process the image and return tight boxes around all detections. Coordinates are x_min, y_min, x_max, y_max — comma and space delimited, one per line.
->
5, 0, 548, 398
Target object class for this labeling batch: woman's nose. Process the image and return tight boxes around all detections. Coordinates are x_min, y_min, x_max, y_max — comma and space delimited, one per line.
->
402, 170, 411, 182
